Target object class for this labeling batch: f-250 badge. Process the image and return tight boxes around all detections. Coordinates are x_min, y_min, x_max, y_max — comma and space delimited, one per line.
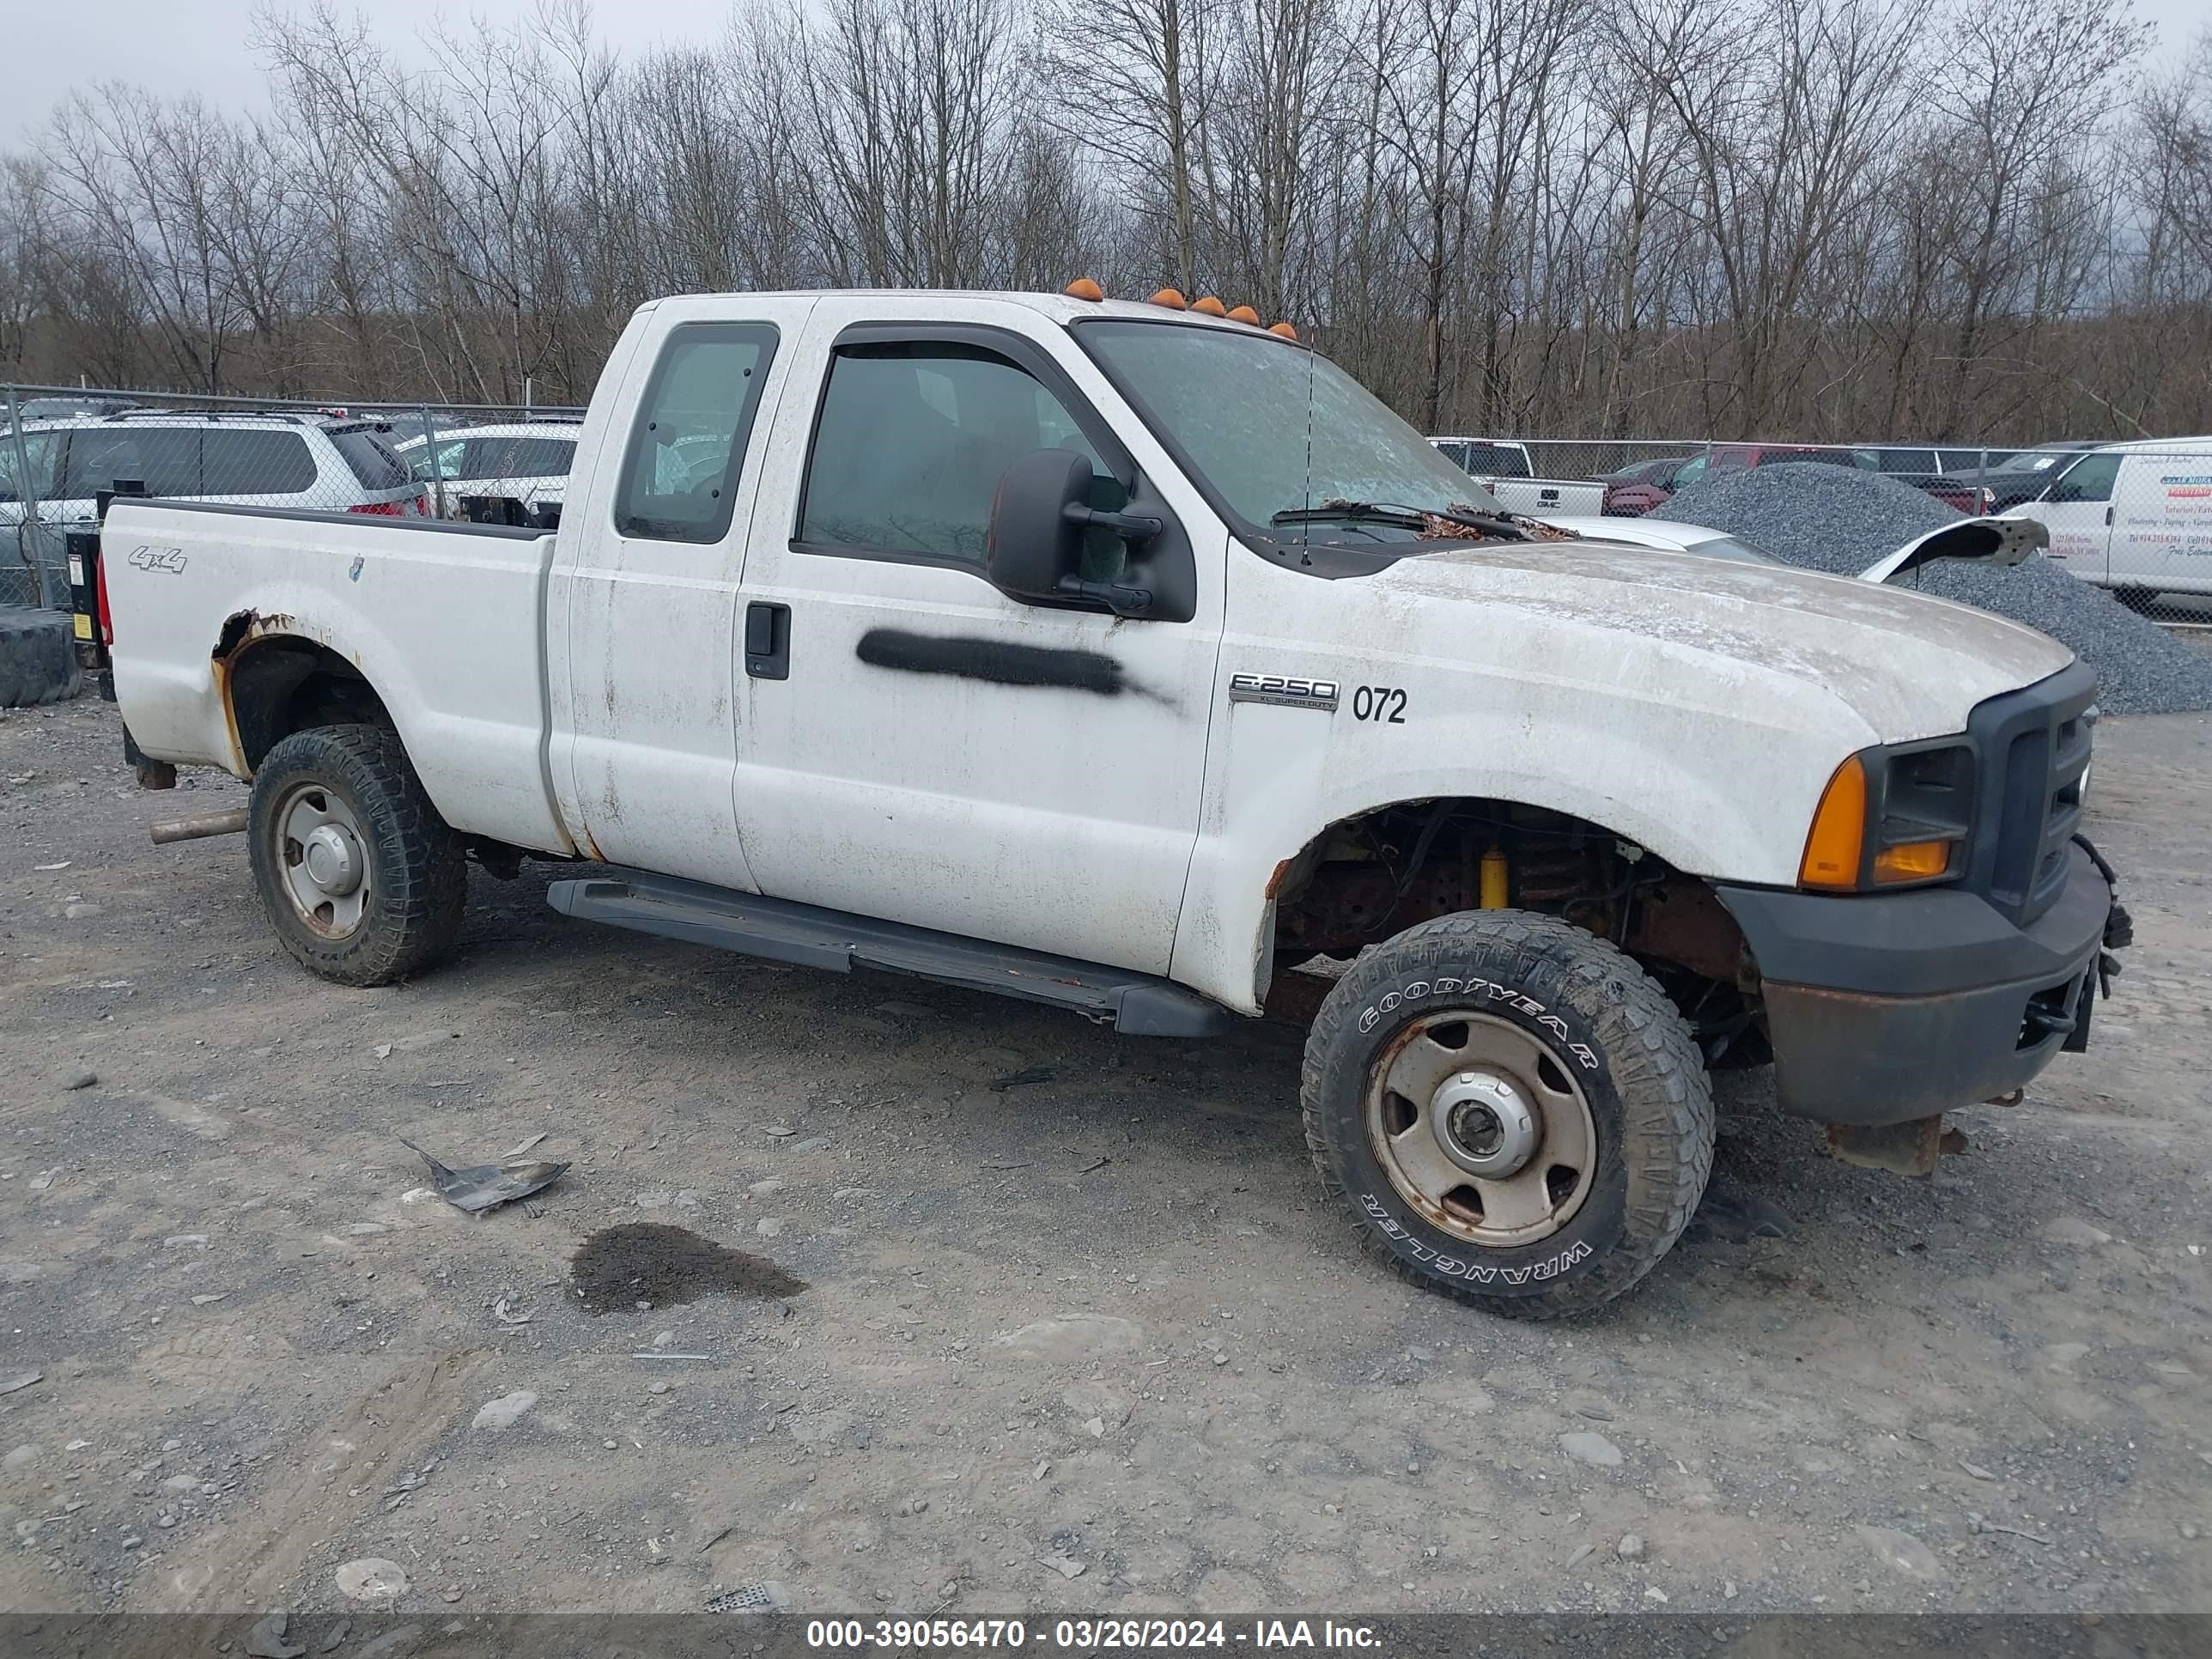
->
126, 545, 188, 574
1228, 672, 1340, 712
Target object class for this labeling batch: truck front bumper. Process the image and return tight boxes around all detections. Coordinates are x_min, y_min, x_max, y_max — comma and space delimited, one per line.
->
1714, 844, 2117, 1127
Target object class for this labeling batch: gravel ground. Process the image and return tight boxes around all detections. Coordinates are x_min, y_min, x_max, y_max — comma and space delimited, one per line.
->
3, 693, 2212, 1627
1659, 465, 2212, 715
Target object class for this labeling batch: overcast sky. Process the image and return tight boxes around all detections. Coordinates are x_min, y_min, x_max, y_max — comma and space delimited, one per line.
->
12, 0, 2209, 143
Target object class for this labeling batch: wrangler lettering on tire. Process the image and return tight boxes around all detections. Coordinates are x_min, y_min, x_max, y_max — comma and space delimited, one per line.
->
1302, 910, 1714, 1316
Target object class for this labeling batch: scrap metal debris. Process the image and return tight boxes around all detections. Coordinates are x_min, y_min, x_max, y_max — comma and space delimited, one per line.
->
397, 1136, 569, 1213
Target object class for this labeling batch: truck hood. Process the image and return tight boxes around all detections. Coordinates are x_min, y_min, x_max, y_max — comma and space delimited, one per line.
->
1385, 537, 2074, 744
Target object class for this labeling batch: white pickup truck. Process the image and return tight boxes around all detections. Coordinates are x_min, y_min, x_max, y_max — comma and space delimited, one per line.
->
97, 287, 2127, 1316
1426, 436, 1606, 517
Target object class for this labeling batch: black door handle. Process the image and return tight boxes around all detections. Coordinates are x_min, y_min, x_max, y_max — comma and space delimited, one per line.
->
744, 601, 790, 680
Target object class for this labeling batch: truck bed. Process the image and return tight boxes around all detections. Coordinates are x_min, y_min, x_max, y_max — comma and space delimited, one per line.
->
99, 501, 573, 856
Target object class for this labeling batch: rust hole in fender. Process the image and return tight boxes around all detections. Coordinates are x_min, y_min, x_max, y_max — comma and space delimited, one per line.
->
569, 1223, 807, 1314
213, 609, 301, 660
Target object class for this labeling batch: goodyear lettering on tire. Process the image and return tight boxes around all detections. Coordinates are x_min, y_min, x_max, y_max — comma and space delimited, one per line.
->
1356, 975, 1601, 1070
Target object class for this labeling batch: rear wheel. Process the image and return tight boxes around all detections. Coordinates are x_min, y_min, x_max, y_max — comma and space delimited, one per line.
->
246, 724, 465, 986
1302, 910, 1713, 1316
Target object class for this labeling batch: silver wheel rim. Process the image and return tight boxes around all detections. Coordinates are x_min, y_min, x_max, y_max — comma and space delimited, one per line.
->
271, 781, 370, 939
1364, 1010, 1598, 1247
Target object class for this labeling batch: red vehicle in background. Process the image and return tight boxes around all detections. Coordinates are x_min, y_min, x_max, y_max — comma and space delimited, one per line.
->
1598, 455, 1692, 516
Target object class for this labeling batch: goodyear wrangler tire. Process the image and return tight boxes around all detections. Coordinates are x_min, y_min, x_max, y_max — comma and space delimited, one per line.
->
247, 724, 466, 987
1302, 910, 1713, 1316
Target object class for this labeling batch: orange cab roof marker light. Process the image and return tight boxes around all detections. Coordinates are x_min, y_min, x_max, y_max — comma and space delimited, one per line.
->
1063, 277, 1104, 301
1268, 321, 1298, 340
1226, 304, 1261, 325
1191, 296, 1228, 317
1149, 288, 1188, 309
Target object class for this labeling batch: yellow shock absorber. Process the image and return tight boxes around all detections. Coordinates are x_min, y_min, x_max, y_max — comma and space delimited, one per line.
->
1479, 845, 1510, 909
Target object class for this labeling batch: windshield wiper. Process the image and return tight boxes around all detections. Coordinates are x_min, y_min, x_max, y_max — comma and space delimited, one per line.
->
1268, 499, 1525, 538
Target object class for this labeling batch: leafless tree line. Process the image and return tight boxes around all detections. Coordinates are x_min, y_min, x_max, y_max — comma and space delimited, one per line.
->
1, 0, 2207, 442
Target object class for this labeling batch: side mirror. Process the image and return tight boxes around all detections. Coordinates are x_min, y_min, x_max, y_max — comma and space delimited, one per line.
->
987, 449, 1164, 616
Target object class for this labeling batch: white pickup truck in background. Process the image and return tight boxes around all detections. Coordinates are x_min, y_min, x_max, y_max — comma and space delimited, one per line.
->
97, 286, 2125, 1316
1427, 436, 1605, 517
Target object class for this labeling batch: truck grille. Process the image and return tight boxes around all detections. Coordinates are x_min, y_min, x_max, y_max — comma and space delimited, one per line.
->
1961, 660, 2097, 927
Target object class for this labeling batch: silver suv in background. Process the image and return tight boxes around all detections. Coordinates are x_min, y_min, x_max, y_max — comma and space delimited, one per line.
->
2, 410, 425, 606
1, 410, 427, 530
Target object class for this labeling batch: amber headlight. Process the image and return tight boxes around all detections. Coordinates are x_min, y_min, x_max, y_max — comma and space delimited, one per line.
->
1800, 739, 1975, 891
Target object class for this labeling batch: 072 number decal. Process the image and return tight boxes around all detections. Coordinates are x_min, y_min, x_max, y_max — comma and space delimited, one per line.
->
1350, 685, 1407, 723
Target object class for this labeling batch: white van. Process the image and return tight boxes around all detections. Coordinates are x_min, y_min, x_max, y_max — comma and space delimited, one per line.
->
2002, 438, 2212, 604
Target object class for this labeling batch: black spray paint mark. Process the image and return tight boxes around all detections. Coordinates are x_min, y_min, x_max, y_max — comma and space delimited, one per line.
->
856, 629, 1136, 697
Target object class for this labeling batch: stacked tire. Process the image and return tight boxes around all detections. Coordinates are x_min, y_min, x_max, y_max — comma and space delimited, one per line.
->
0, 607, 82, 708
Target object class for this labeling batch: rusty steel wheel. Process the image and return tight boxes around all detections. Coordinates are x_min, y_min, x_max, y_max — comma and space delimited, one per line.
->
1304, 910, 1712, 1316
247, 724, 466, 987
1364, 1010, 1598, 1248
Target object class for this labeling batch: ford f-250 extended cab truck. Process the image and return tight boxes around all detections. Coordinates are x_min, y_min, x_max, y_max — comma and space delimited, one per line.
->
98, 287, 2129, 1316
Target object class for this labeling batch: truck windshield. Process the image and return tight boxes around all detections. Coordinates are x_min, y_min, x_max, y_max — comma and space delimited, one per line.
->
1076, 320, 1503, 540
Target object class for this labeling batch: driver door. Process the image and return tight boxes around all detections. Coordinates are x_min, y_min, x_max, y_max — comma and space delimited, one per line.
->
730, 303, 1224, 975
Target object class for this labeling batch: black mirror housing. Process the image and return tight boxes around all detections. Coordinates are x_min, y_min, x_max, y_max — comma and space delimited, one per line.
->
987, 448, 1095, 603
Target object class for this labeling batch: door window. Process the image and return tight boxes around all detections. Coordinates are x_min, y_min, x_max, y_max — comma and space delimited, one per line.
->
798, 343, 1109, 566
505, 437, 576, 477
60, 429, 201, 497
2048, 453, 2121, 503
613, 322, 779, 543
0, 431, 60, 501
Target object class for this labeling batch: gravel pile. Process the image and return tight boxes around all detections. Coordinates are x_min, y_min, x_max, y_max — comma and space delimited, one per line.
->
1659, 463, 2212, 714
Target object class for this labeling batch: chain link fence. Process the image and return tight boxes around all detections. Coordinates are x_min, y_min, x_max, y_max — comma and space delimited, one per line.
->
2, 382, 582, 622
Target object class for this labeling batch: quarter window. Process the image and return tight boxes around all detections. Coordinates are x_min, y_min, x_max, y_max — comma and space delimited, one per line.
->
798, 343, 1109, 566
614, 322, 779, 543
201, 430, 317, 495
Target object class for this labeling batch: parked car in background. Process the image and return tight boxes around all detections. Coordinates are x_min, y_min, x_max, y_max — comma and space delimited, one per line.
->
1665, 443, 1860, 495
394, 419, 581, 522
1429, 435, 1604, 515
1598, 455, 1693, 516
1658, 442, 1985, 514
1999, 437, 2212, 605
1948, 447, 2105, 514
0, 410, 426, 530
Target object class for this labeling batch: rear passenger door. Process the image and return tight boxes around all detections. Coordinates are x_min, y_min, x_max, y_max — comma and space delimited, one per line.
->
552, 300, 815, 888
2033, 453, 2120, 585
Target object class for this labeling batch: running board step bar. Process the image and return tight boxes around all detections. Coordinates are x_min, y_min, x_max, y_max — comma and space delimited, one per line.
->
545, 872, 1234, 1038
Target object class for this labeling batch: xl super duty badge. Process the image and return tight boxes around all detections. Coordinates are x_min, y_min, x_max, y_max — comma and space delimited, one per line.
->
1228, 672, 1340, 712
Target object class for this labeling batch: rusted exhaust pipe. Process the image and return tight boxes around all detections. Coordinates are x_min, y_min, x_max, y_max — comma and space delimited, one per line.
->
150, 807, 249, 845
